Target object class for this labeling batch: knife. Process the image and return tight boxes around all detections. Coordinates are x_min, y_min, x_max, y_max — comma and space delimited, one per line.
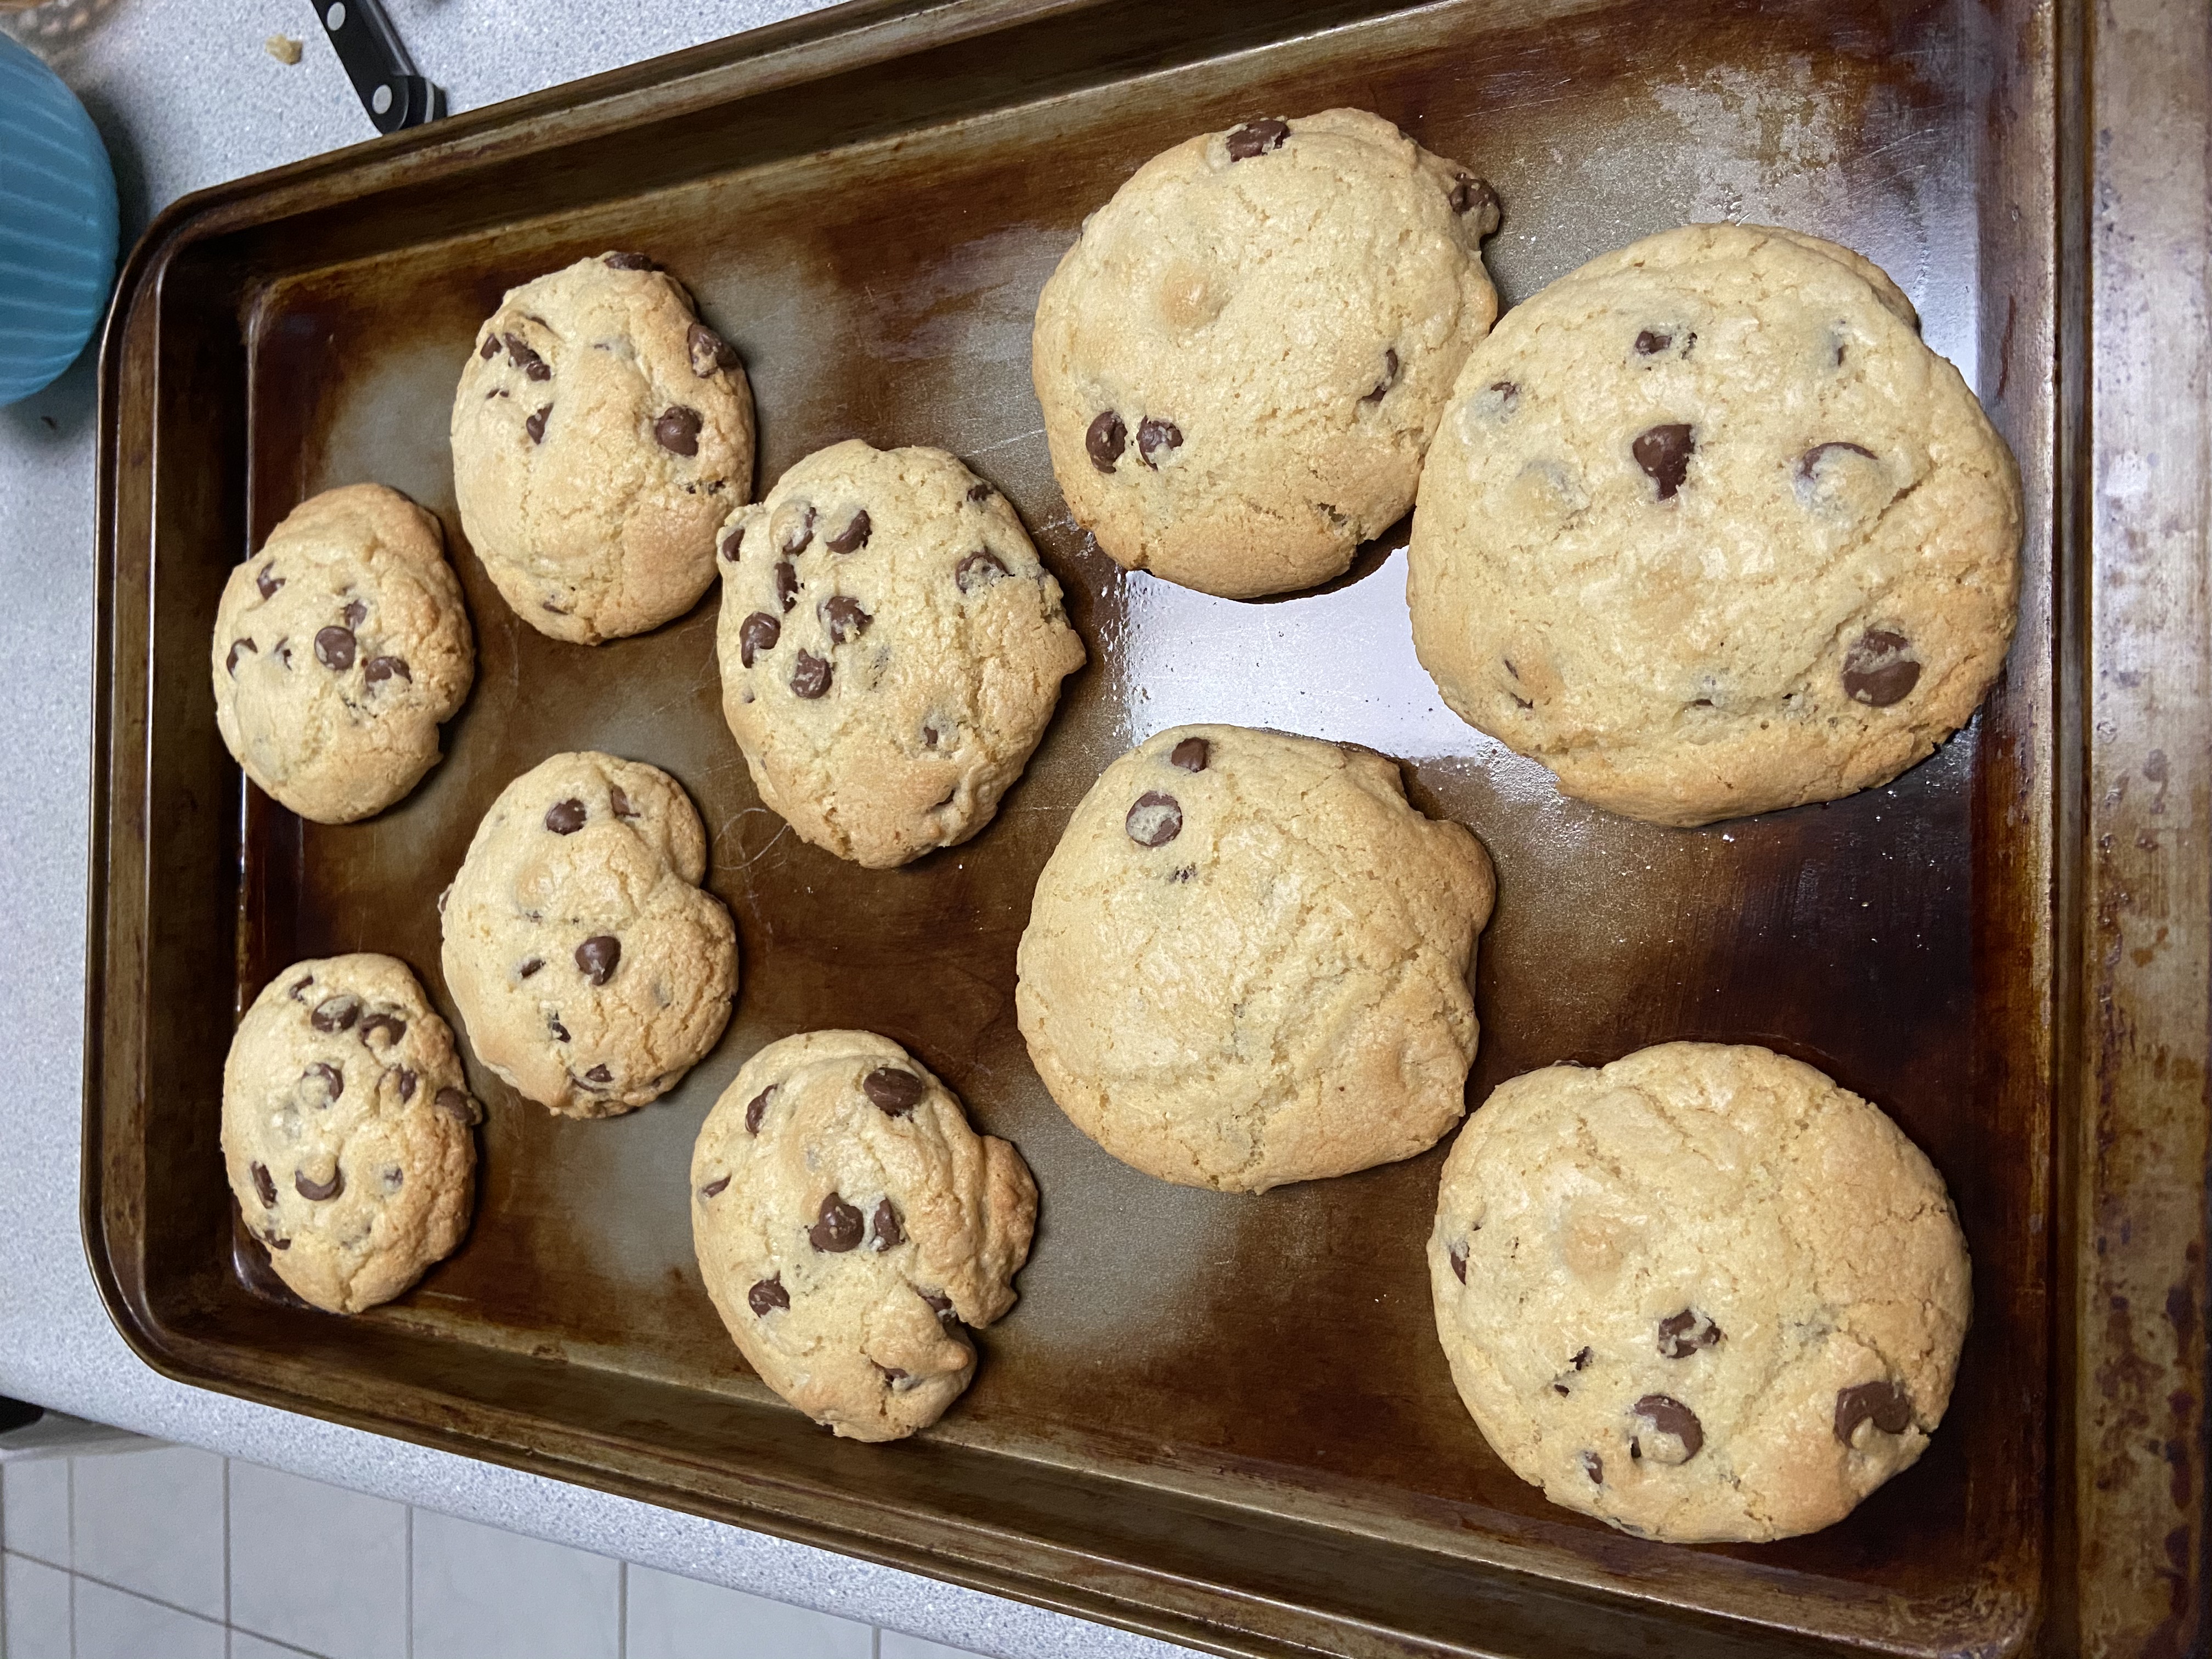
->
310, 0, 445, 134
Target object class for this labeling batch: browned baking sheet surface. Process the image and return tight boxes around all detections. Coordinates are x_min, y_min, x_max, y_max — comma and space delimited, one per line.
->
89, 1, 2076, 1654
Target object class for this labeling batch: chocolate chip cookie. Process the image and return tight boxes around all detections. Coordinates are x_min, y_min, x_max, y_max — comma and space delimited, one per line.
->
1430, 1041, 1971, 1543
1408, 223, 2023, 827
1015, 725, 1496, 1192
1032, 108, 1501, 598
450, 252, 754, 644
221, 953, 479, 1313
715, 441, 1086, 868
440, 751, 737, 1118
691, 1030, 1037, 1442
211, 483, 474, 823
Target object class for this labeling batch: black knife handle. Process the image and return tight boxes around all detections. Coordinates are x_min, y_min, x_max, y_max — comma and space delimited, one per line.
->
312, 0, 445, 134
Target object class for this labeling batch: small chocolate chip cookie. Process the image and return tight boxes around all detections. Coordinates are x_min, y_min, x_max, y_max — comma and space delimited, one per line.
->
1408, 223, 2023, 826
691, 1030, 1037, 1442
1429, 1041, 1971, 1544
1032, 108, 1500, 598
1016, 725, 1496, 1192
221, 953, 479, 1314
715, 441, 1085, 868
440, 751, 737, 1118
450, 251, 754, 644
212, 483, 473, 823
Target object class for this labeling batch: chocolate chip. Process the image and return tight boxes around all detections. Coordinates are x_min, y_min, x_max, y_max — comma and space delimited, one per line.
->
1085, 410, 1126, 472
720, 524, 746, 563
609, 784, 639, 819
1448, 1240, 1468, 1283
545, 798, 587, 834
256, 565, 283, 599
654, 405, 702, 456
1552, 1383, 1571, 1397
1125, 791, 1182, 847
1363, 348, 1400, 405
1169, 736, 1210, 772
1834, 1379, 1913, 1446
775, 560, 800, 613
500, 333, 549, 380
1632, 422, 1695, 499
1657, 1308, 1722, 1358
1137, 417, 1182, 467
921, 723, 943, 749
724, 610, 780, 673
251, 1161, 277, 1207
1797, 440, 1878, 482
287, 974, 314, 1000
520, 958, 543, 978
1226, 117, 1289, 160
1842, 629, 1922, 706
956, 550, 1008, 594
603, 251, 658, 270
575, 934, 620, 986
582, 1064, 613, 1085
780, 504, 816, 556
363, 655, 410, 684
748, 1276, 790, 1316
790, 650, 831, 699
921, 1289, 955, 1322
879, 1365, 912, 1390
314, 627, 357, 672
295, 1166, 343, 1202
744, 1087, 774, 1134
396, 1069, 417, 1102
357, 1012, 407, 1049
826, 510, 871, 554
435, 1086, 479, 1125
686, 321, 739, 377
822, 596, 871, 645
1582, 1451, 1604, 1484
872, 1198, 904, 1251
1636, 330, 1677, 356
226, 637, 256, 675
479, 336, 499, 359
966, 481, 994, 503
864, 1068, 925, 1116
1631, 1395, 1703, 1462
809, 1193, 864, 1252
1572, 1346, 1592, 1370
526, 404, 550, 444
310, 994, 361, 1034
300, 1062, 343, 1104
337, 599, 366, 630
699, 1175, 731, 1199
1449, 173, 1500, 224
549, 1015, 571, 1042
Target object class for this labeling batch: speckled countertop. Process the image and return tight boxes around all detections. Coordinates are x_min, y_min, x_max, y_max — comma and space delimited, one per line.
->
0, 5, 1181, 1653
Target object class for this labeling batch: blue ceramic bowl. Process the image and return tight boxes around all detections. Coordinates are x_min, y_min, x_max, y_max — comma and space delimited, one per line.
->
0, 32, 119, 404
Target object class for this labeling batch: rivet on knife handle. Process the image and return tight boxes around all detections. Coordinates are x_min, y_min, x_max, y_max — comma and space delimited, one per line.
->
313, 0, 445, 134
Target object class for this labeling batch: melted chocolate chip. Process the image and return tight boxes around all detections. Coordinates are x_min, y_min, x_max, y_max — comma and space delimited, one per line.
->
744, 1087, 774, 1134
526, 404, 550, 443
604, 251, 658, 270
600, 786, 635, 823
863, 1068, 925, 1116
1085, 410, 1127, 472
314, 627, 357, 671
1834, 1379, 1913, 1446
774, 558, 800, 613
251, 1160, 277, 1207
310, 994, 360, 1034
872, 1198, 904, 1251
1125, 791, 1182, 847
1572, 1346, 1592, 1370
809, 1193, 865, 1252
654, 405, 703, 456
922, 1289, 955, 1322
699, 1175, 731, 1199
821, 596, 871, 645
721, 524, 746, 563
436, 1087, 480, 1126
1632, 1395, 1703, 1462
1449, 174, 1500, 224
1488, 380, 1520, 413
341, 599, 366, 629
575, 934, 621, 986
734, 611, 781, 668
1582, 1451, 1604, 1484
502, 334, 550, 381
479, 336, 499, 360
1635, 330, 1672, 356
1842, 629, 1922, 706
748, 1276, 790, 1316
1363, 348, 1400, 404
549, 1015, 571, 1042
1797, 441, 1878, 489
1633, 423, 1695, 499
363, 655, 410, 684
956, 549, 1009, 594
581, 1064, 613, 1085
1448, 1240, 1468, 1283
826, 510, 871, 554
1137, 417, 1182, 467
227, 637, 257, 675
966, 481, 994, 503
287, 974, 314, 1001
1170, 736, 1210, 772
1657, 1308, 1723, 1358
790, 650, 831, 699
295, 1166, 343, 1202
256, 565, 283, 599
545, 798, 587, 833
780, 504, 817, 556
303, 1060, 344, 1102
686, 321, 739, 377
357, 1012, 407, 1048
396, 1069, 417, 1102
520, 958, 543, 978
1226, 117, 1289, 160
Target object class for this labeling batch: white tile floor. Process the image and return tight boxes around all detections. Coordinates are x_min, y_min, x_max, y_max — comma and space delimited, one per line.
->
0, 1439, 988, 1659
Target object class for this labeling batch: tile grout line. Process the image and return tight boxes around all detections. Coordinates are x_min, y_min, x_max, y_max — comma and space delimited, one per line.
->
65, 1453, 75, 1658
43, 1562, 228, 1630
404, 1503, 415, 1659
617, 1559, 627, 1659
222, 1457, 232, 1629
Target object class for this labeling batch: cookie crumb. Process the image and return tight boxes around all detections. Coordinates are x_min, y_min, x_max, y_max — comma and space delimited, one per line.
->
266, 35, 303, 65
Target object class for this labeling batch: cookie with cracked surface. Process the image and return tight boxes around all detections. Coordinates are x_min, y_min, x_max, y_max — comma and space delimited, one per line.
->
1032, 108, 1501, 599
1407, 223, 2023, 827
221, 953, 479, 1314
450, 251, 754, 644
440, 751, 737, 1118
1429, 1041, 1971, 1544
691, 1030, 1037, 1442
1015, 724, 1496, 1192
715, 441, 1085, 868
211, 483, 473, 823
